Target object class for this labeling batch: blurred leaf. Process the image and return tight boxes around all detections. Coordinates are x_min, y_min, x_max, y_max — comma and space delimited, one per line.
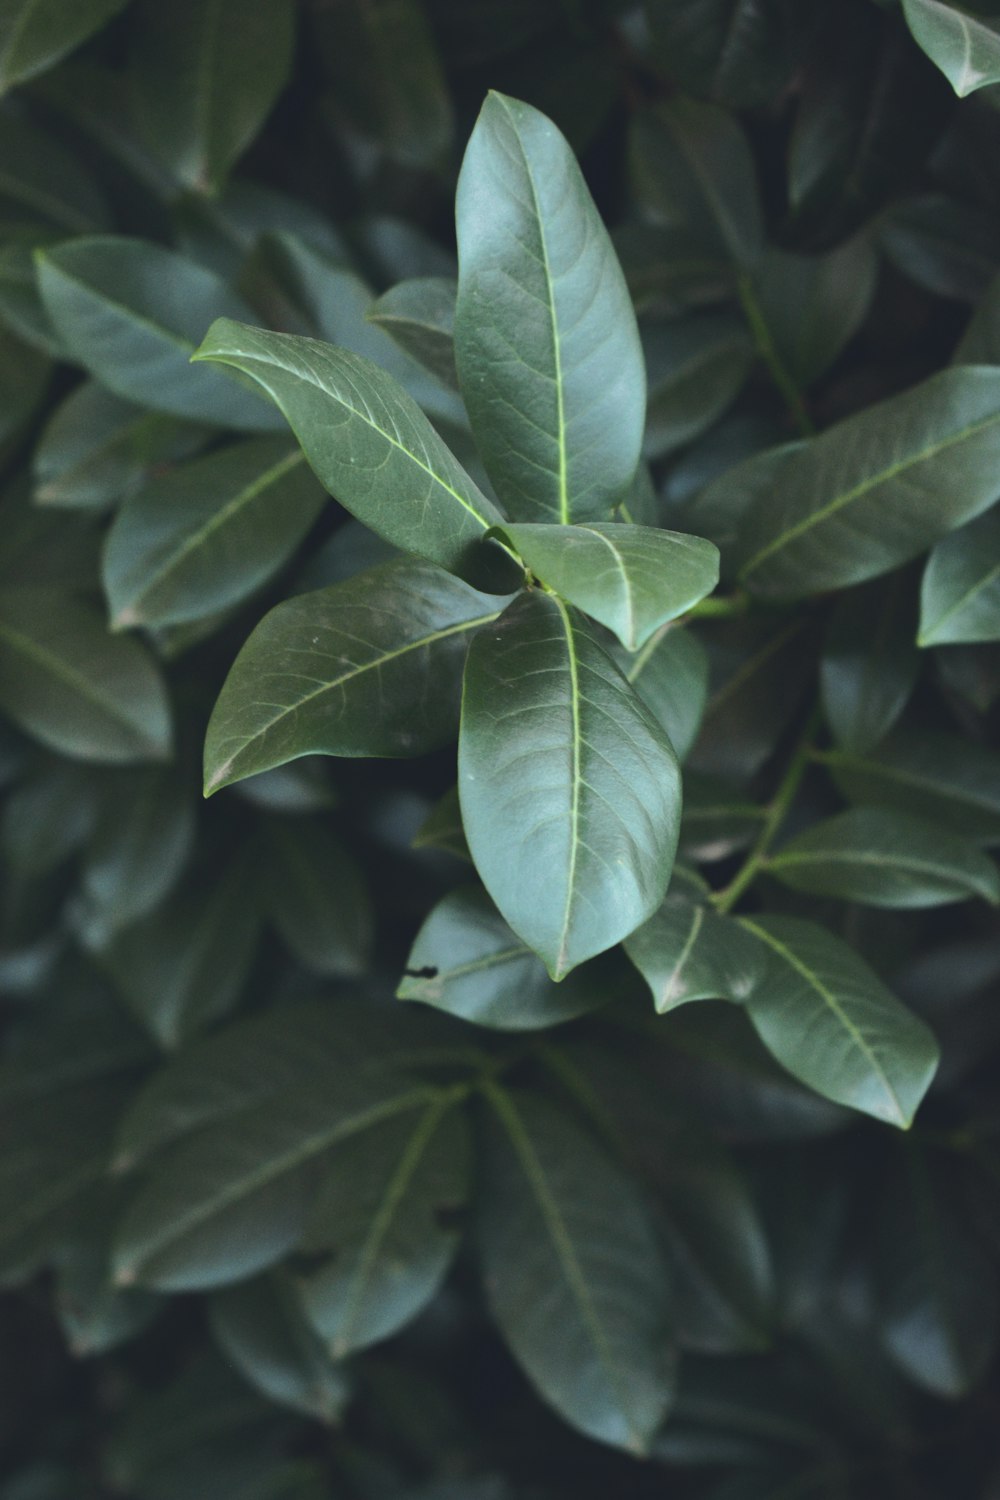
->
209, 1274, 350, 1420
34, 382, 209, 511
37, 239, 285, 430
919, 505, 1000, 644
821, 575, 920, 754
750, 237, 877, 385
688, 617, 813, 781
613, 624, 710, 763
737, 368, 1000, 599
103, 439, 325, 628
0, 587, 171, 763
367, 277, 458, 392
0, 327, 48, 445
299, 1096, 470, 1356
0, 114, 107, 233
478, 1084, 675, 1453
642, 313, 754, 460
412, 786, 469, 861
767, 807, 1000, 907
879, 192, 1000, 301
644, 0, 797, 107
259, 819, 373, 978
204, 559, 509, 794
820, 729, 1000, 841
130, 0, 295, 195
0, 0, 129, 91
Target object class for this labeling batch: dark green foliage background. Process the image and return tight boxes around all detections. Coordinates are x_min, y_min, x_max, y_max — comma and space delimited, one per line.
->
2, 1, 1000, 1497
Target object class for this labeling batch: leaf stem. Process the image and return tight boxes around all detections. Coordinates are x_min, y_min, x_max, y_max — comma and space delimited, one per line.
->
711, 705, 822, 915
737, 271, 816, 438
686, 591, 751, 620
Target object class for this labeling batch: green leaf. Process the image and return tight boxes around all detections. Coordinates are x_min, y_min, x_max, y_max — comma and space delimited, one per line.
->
879, 192, 1000, 304
737, 368, 1000, 599
918, 506, 1000, 645
878, 1144, 999, 1395
767, 808, 1000, 908
76, 766, 195, 947
0, 241, 63, 355
0, 328, 49, 446
208, 1274, 350, 1421
478, 1085, 675, 1453
689, 617, 814, 782
129, 0, 295, 194
643, 312, 754, 460
625, 895, 766, 1013
194, 319, 516, 588
901, 0, 1000, 97
204, 559, 508, 794
397, 886, 607, 1030
459, 591, 681, 980
412, 785, 470, 862
739, 916, 940, 1128
630, 99, 764, 270
54, 1204, 160, 1357
0, 115, 107, 233
367, 276, 459, 392
613, 624, 709, 763
103, 862, 260, 1049
749, 236, 878, 387
34, 383, 208, 511
299, 1096, 470, 1357
103, 439, 325, 629
820, 575, 920, 754
0, 588, 171, 763
112, 1004, 444, 1290
819, 730, 1000, 842
0, 0, 129, 92
259, 820, 373, 978
955, 267, 1000, 364
454, 92, 645, 524
36, 239, 283, 430
489, 522, 719, 651
644, 0, 795, 108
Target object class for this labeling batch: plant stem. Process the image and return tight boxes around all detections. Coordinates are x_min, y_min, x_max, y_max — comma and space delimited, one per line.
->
687, 591, 751, 620
737, 271, 817, 438
711, 704, 822, 915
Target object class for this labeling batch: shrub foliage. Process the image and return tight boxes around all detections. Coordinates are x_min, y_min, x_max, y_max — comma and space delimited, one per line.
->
2, 1, 1000, 1497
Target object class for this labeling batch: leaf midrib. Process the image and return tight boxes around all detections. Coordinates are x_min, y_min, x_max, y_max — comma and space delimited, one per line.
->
921, 555, 1000, 642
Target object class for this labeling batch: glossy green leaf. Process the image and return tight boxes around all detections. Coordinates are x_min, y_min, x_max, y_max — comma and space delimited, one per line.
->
919, 506, 1000, 645
820, 575, 920, 754
367, 277, 459, 392
103, 439, 324, 628
643, 313, 754, 460
737, 367, 1000, 599
112, 1004, 443, 1290
901, 0, 1000, 97
397, 886, 607, 1030
767, 808, 1000, 908
194, 319, 515, 588
625, 895, 766, 1013
103, 862, 259, 1049
0, 588, 171, 763
34, 383, 208, 511
614, 624, 710, 763
459, 591, 681, 980
878, 1145, 1000, 1395
204, 559, 508, 794
489, 522, 719, 651
454, 92, 644, 523
819, 730, 1000, 842
36, 239, 282, 430
130, 0, 295, 194
739, 916, 940, 1128
478, 1085, 675, 1453
259, 820, 373, 978
0, 0, 129, 92
208, 1275, 350, 1421
299, 1097, 470, 1357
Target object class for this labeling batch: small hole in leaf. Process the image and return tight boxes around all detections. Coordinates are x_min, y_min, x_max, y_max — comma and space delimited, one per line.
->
404, 965, 438, 979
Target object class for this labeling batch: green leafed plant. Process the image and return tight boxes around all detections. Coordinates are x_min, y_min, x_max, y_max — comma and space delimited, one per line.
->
2, 7, 1000, 1499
